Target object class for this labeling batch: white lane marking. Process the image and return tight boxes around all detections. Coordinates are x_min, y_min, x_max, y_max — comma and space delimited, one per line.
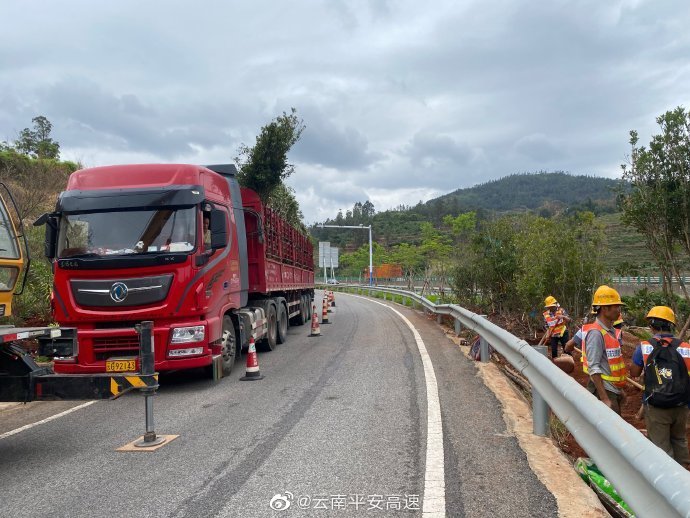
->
0, 401, 96, 440
343, 293, 446, 517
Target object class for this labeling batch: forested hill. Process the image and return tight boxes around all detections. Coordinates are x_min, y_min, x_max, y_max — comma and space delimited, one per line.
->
426, 172, 619, 214
311, 172, 622, 249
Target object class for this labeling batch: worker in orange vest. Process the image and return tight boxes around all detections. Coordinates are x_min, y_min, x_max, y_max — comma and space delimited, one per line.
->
629, 306, 690, 467
543, 296, 571, 359
565, 311, 624, 372
581, 286, 627, 414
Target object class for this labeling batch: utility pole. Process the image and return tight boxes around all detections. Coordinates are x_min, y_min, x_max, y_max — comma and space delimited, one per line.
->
319, 224, 374, 286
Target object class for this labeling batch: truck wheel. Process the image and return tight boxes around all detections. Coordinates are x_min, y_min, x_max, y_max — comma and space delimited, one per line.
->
261, 304, 278, 351
220, 315, 236, 375
300, 295, 309, 325
277, 303, 288, 344
306, 296, 313, 321
294, 295, 307, 326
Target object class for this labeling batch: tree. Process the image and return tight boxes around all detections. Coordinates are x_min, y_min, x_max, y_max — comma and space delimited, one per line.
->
389, 243, 424, 289
362, 200, 375, 220
267, 183, 305, 231
451, 212, 606, 326
419, 222, 453, 296
514, 212, 606, 321
13, 116, 60, 160
339, 242, 389, 279
619, 106, 690, 337
236, 108, 305, 203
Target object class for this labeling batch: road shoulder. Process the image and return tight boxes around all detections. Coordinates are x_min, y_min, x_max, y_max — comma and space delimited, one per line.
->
445, 329, 609, 517
386, 301, 609, 517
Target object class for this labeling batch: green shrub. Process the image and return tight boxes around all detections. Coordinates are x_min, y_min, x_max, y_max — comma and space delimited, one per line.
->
622, 288, 689, 327
7, 226, 52, 326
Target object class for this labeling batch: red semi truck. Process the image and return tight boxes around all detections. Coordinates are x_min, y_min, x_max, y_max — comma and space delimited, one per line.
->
37, 163, 314, 377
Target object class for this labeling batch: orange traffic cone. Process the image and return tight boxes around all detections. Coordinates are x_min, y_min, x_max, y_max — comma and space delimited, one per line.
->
309, 304, 321, 337
329, 291, 336, 307
240, 336, 264, 381
327, 294, 333, 313
322, 297, 330, 324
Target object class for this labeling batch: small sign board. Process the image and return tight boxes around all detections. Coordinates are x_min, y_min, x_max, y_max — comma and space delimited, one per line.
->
318, 241, 330, 268
329, 247, 339, 268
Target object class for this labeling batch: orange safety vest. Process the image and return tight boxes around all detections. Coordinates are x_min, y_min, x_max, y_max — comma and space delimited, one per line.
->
543, 307, 567, 337
614, 328, 623, 345
582, 322, 627, 387
640, 336, 690, 374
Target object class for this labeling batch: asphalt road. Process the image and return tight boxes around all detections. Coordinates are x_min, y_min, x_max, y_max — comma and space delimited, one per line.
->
0, 292, 557, 517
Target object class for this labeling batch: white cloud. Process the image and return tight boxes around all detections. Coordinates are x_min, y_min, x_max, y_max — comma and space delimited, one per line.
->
1, 0, 689, 221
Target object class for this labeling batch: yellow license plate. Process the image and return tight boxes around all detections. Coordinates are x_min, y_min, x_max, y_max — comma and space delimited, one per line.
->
105, 359, 137, 372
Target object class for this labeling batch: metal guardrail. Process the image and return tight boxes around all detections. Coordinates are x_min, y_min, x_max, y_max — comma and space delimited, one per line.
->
320, 284, 690, 518
611, 276, 690, 285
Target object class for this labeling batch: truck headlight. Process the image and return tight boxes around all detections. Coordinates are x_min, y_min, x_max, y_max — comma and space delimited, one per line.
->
171, 326, 205, 344
168, 347, 204, 357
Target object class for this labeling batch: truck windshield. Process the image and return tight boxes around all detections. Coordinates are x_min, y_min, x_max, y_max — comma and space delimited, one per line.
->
58, 207, 197, 258
0, 197, 20, 260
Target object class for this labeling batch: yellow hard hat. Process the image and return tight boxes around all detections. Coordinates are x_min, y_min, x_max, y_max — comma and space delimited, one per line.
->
646, 306, 676, 325
544, 296, 558, 307
591, 285, 624, 307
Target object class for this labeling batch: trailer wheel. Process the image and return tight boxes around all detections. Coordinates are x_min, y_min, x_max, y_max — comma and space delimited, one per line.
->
300, 294, 309, 325
261, 304, 278, 351
293, 294, 307, 326
220, 315, 236, 375
277, 303, 288, 344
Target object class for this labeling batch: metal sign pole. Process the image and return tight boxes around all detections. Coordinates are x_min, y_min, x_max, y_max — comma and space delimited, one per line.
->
369, 225, 373, 286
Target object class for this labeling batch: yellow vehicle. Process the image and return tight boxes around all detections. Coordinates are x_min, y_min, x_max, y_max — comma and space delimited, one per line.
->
0, 183, 147, 403
0, 183, 28, 317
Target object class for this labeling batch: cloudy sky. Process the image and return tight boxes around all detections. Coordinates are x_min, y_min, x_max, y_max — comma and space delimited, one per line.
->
1, 0, 688, 222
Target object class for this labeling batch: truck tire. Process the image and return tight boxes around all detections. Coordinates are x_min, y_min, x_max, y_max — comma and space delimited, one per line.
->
260, 304, 278, 351
220, 315, 236, 375
300, 294, 309, 325
293, 294, 307, 326
277, 303, 288, 344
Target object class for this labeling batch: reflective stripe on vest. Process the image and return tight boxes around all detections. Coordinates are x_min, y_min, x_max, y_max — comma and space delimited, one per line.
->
543, 308, 567, 337
640, 337, 690, 375
582, 322, 628, 387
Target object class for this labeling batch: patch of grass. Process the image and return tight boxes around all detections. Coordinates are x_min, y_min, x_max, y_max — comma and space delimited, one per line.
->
549, 414, 570, 451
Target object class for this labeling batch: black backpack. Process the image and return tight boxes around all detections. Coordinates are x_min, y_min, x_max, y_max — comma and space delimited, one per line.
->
644, 337, 690, 408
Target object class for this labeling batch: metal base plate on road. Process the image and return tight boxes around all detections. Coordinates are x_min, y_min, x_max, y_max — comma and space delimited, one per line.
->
117, 434, 179, 452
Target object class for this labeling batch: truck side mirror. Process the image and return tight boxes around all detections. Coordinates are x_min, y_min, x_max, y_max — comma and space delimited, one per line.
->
34, 213, 58, 259
209, 209, 228, 250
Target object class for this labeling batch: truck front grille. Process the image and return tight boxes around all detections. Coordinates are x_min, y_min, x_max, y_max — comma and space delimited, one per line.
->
93, 336, 140, 360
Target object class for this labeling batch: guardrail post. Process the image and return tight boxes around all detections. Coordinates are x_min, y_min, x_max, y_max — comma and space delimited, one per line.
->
454, 318, 462, 336
479, 336, 490, 363
532, 345, 550, 437
134, 321, 165, 447
436, 314, 442, 325
383, 292, 387, 301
